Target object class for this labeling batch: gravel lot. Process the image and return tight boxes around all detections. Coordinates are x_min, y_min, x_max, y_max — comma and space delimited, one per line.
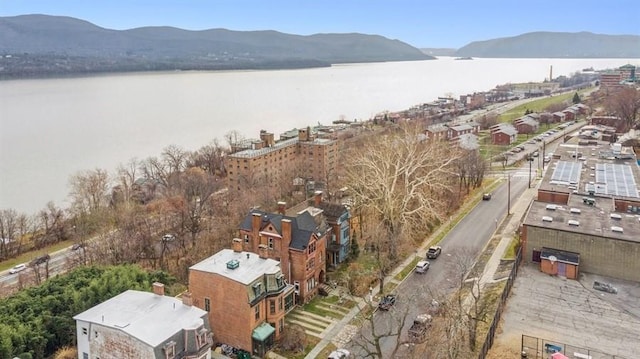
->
493, 265, 640, 359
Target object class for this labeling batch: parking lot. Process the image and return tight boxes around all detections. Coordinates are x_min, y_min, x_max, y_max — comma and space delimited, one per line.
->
493, 265, 640, 358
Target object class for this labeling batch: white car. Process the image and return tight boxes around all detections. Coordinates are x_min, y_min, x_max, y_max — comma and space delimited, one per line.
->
9, 263, 27, 274
415, 260, 430, 274
328, 348, 351, 359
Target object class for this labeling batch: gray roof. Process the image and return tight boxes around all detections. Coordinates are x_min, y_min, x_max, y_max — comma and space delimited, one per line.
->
190, 248, 282, 285
73, 290, 207, 348
492, 123, 518, 136
239, 209, 326, 250
450, 124, 473, 132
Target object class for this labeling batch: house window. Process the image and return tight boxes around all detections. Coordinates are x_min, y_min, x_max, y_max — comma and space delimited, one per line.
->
164, 341, 176, 359
270, 300, 276, 315
254, 305, 260, 321
204, 297, 210, 312
253, 282, 263, 296
306, 258, 315, 271
82, 353, 88, 359
268, 237, 274, 249
276, 273, 284, 288
82, 327, 87, 335
278, 297, 283, 310
279, 318, 284, 333
244, 234, 249, 243
196, 327, 208, 348
94, 330, 98, 338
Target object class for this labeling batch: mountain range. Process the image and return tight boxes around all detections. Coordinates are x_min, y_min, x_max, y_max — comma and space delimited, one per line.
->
455, 31, 640, 58
0, 14, 432, 78
1, 15, 638, 79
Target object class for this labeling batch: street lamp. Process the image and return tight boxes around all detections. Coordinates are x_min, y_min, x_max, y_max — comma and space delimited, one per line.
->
527, 155, 534, 188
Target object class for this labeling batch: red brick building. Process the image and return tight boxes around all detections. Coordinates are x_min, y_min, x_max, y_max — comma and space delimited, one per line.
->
189, 245, 295, 357
490, 123, 518, 145
238, 207, 329, 304
513, 116, 540, 134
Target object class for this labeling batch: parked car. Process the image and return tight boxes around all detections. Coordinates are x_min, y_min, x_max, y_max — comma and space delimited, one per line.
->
328, 348, 351, 359
162, 234, 176, 241
426, 246, 442, 259
71, 243, 84, 251
378, 294, 397, 310
30, 254, 50, 266
593, 281, 618, 294
9, 263, 27, 274
415, 260, 430, 274
482, 193, 492, 200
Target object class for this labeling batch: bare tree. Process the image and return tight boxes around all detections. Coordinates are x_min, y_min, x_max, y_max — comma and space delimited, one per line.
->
224, 130, 245, 152
189, 140, 227, 177
68, 168, 110, 214
605, 87, 640, 130
456, 150, 487, 195
113, 158, 141, 205
37, 202, 68, 247
0, 209, 20, 260
345, 123, 460, 292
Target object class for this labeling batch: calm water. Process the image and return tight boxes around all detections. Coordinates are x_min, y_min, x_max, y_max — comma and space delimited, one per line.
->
1, 57, 637, 214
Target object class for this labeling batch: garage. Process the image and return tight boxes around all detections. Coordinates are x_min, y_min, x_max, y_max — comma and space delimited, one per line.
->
540, 247, 580, 280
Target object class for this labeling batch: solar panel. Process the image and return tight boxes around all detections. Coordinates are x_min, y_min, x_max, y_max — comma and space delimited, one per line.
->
551, 161, 582, 185
594, 163, 639, 198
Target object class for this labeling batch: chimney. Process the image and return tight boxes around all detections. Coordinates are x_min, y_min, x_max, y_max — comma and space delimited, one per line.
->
258, 244, 268, 259
314, 191, 323, 207
232, 238, 243, 252
277, 201, 287, 215
152, 282, 165, 296
182, 292, 193, 307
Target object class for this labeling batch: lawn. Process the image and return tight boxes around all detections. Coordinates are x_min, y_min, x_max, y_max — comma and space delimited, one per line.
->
1, 239, 75, 271
498, 90, 586, 123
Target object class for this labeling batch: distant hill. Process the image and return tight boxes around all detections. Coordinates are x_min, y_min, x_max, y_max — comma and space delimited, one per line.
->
420, 48, 457, 56
0, 14, 433, 78
455, 31, 640, 58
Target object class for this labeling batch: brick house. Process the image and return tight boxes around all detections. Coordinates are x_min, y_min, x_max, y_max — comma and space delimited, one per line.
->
238, 207, 329, 304
425, 123, 448, 141
189, 246, 295, 357
449, 124, 474, 138
490, 123, 518, 145
552, 112, 566, 122
513, 116, 539, 134
562, 108, 577, 121
74, 283, 212, 359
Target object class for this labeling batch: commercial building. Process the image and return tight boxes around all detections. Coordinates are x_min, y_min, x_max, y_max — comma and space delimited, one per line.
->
521, 137, 640, 281
74, 283, 212, 359
189, 246, 295, 357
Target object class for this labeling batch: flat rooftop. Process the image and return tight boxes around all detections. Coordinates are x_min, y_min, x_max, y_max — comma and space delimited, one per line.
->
190, 248, 282, 285
539, 139, 640, 201
523, 198, 640, 243
73, 290, 206, 347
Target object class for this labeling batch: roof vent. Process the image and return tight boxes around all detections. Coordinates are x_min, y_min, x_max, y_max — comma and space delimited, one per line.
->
542, 216, 553, 222
610, 213, 622, 220
570, 208, 581, 214
611, 226, 624, 233
568, 220, 580, 226
546, 204, 557, 211
226, 259, 240, 270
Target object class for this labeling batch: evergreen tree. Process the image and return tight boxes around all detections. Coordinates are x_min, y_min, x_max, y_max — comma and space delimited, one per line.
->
572, 92, 581, 104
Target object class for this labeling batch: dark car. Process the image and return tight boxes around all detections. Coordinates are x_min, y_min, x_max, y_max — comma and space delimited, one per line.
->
378, 294, 397, 311
30, 254, 50, 266
482, 193, 492, 200
426, 246, 442, 259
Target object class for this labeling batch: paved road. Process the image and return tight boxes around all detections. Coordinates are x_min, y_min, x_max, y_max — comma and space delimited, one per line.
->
348, 167, 530, 357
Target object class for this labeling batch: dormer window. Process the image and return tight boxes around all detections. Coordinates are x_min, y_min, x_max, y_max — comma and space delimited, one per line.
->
253, 282, 263, 296
276, 273, 284, 288
196, 327, 209, 348
164, 341, 176, 359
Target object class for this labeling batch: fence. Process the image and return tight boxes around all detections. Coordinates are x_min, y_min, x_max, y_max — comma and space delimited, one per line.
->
521, 334, 628, 359
477, 245, 522, 359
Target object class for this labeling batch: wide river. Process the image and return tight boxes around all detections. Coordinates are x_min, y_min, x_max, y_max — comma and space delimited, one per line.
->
1, 57, 637, 215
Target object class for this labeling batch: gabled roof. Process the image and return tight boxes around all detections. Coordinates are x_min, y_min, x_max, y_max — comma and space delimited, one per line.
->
316, 202, 349, 220
73, 290, 207, 348
491, 123, 518, 136
450, 124, 473, 132
239, 209, 326, 250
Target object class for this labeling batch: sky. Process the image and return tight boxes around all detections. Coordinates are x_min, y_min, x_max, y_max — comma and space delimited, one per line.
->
1, 0, 639, 48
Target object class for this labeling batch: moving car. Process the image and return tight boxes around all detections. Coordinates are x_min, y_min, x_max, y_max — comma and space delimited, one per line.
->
482, 193, 492, 200
415, 260, 430, 274
378, 294, 397, 310
9, 263, 27, 274
426, 246, 442, 259
327, 348, 351, 359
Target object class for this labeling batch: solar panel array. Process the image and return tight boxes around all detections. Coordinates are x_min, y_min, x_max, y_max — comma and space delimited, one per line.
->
594, 163, 639, 198
551, 161, 582, 185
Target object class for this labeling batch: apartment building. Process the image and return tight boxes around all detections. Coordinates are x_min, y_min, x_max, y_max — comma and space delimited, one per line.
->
74, 283, 212, 359
226, 128, 338, 191
189, 245, 295, 357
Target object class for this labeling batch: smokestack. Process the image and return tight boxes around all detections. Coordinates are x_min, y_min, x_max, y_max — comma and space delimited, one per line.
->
314, 191, 323, 207
232, 238, 243, 252
277, 201, 286, 215
152, 282, 165, 296
182, 292, 193, 307
258, 244, 269, 259
549, 65, 553, 82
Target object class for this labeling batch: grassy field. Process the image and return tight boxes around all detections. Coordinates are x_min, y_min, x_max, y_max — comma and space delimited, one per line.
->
1, 239, 75, 271
498, 91, 578, 123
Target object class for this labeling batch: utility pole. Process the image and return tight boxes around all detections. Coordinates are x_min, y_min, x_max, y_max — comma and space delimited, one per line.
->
528, 156, 533, 188
507, 174, 511, 216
